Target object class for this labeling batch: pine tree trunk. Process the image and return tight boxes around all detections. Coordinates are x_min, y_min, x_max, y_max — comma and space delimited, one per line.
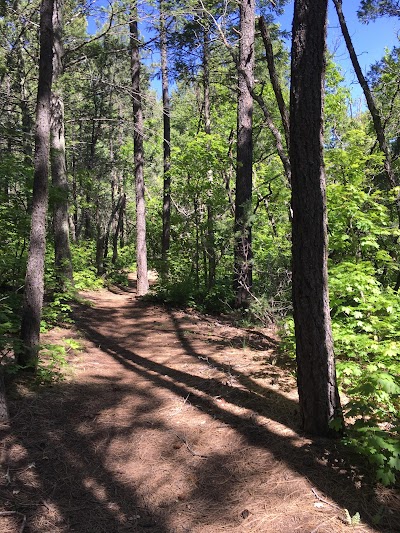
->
160, 0, 171, 279
234, 0, 255, 308
130, 5, 148, 296
290, 0, 342, 436
112, 194, 126, 265
258, 16, 290, 152
50, 0, 73, 291
19, 0, 54, 368
203, 29, 216, 290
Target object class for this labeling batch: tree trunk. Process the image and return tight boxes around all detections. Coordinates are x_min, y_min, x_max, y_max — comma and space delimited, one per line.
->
290, 0, 342, 436
234, 0, 255, 308
203, 28, 216, 289
130, 5, 148, 296
19, 0, 54, 368
258, 15, 290, 152
50, 0, 73, 291
112, 193, 126, 265
160, 0, 171, 279
333, 0, 400, 223
51, 94, 73, 289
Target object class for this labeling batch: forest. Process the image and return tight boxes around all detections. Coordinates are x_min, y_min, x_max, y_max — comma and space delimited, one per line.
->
0, 0, 399, 531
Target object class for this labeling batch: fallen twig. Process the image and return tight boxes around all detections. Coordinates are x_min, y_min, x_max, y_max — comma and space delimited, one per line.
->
173, 433, 209, 459
311, 487, 340, 510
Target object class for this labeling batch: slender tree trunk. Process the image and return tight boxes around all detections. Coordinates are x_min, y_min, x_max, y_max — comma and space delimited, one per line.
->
112, 193, 126, 265
16, 42, 33, 165
19, 0, 54, 367
258, 15, 290, 151
103, 194, 123, 261
333, 0, 400, 224
234, 0, 255, 308
96, 229, 106, 276
203, 28, 216, 289
51, 95, 73, 288
290, 0, 342, 436
130, 5, 148, 296
50, 0, 72, 290
160, 0, 171, 279
69, 123, 77, 242
194, 195, 200, 289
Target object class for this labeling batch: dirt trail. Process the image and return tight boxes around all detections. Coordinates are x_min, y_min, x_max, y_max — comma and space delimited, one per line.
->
0, 277, 399, 532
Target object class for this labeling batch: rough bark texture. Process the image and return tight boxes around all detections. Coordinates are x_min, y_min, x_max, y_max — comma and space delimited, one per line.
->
258, 15, 290, 152
51, 94, 73, 287
234, 0, 255, 308
290, 0, 342, 436
160, 0, 171, 278
50, 0, 73, 290
130, 6, 148, 296
112, 193, 126, 264
19, 0, 54, 367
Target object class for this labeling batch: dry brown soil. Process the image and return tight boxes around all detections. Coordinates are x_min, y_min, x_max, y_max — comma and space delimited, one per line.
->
1, 275, 399, 532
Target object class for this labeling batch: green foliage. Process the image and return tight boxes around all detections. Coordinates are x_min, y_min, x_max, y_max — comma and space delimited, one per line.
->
34, 343, 69, 385
344, 509, 361, 527
329, 261, 399, 484
154, 277, 197, 308
344, 428, 400, 486
154, 275, 234, 314
34, 335, 82, 386
358, 0, 400, 22
41, 292, 74, 332
0, 293, 21, 363
0, 155, 32, 288
281, 261, 400, 484
106, 269, 129, 287
71, 243, 104, 290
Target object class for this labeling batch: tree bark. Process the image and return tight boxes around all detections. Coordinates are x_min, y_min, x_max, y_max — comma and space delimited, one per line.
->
258, 15, 290, 152
50, 0, 73, 291
234, 0, 255, 308
19, 0, 54, 367
130, 4, 148, 296
112, 193, 126, 265
160, 0, 171, 279
203, 28, 216, 289
290, 0, 342, 436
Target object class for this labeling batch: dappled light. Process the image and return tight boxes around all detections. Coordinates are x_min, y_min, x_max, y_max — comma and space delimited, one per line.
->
1, 279, 399, 532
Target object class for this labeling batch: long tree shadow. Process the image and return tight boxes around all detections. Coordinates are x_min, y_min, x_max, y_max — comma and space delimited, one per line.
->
73, 297, 399, 532
2, 293, 398, 532
2, 377, 172, 532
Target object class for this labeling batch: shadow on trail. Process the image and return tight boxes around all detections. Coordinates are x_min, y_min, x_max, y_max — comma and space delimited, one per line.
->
1, 293, 398, 532
73, 296, 399, 532
2, 379, 169, 532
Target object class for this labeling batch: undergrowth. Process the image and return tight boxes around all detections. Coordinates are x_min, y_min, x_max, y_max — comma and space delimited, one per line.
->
280, 261, 400, 485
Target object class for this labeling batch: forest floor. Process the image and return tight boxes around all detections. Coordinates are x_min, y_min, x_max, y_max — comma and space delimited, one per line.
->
0, 274, 399, 533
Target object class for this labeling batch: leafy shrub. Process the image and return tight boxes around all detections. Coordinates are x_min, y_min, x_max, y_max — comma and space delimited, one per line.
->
153, 275, 234, 314
41, 292, 74, 332
153, 277, 197, 308
73, 269, 104, 291
35, 343, 69, 385
0, 294, 21, 363
106, 269, 129, 287
280, 261, 400, 484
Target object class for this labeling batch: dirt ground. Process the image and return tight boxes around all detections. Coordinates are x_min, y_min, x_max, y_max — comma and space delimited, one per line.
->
0, 275, 399, 532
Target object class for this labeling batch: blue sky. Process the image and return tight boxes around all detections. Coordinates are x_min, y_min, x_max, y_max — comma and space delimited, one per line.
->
277, 1, 399, 100
87, 1, 399, 100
